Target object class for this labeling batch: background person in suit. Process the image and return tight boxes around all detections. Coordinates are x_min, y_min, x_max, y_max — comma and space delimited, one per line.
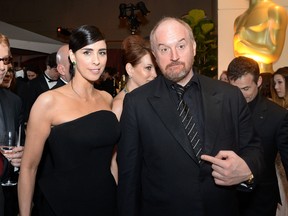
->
227, 56, 288, 216
0, 33, 24, 216
117, 17, 263, 216
25, 52, 60, 123
53, 44, 70, 89
272, 66, 288, 216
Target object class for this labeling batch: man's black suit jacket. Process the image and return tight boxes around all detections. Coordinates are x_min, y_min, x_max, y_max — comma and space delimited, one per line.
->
238, 94, 288, 216
0, 89, 22, 216
118, 74, 264, 216
52, 79, 66, 89
0, 89, 22, 136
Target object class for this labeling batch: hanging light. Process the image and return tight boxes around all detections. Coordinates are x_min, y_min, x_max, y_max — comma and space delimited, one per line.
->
118, 2, 150, 34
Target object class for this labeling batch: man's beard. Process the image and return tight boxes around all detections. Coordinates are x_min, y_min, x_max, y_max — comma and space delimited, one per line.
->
162, 61, 190, 83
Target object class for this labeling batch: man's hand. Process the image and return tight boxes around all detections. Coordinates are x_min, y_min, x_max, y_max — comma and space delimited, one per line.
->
201, 150, 251, 186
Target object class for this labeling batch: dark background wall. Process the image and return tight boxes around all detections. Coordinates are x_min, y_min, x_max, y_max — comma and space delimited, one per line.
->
0, 0, 216, 48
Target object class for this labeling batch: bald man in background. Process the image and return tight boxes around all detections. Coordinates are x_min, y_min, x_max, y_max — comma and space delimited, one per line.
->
53, 44, 70, 89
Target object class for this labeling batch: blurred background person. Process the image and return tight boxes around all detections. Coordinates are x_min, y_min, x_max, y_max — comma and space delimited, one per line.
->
94, 66, 117, 97
272, 66, 288, 216
53, 44, 70, 88
0, 33, 24, 216
111, 34, 157, 184
227, 56, 288, 216
0, 66, 16, 91
25, 65, 40, 81
273, 67, 288, 109
25, 52, 60, 123
112, 34, 157, 120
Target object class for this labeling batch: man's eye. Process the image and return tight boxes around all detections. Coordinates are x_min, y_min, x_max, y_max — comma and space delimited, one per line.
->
178, 44, 185, 49
159, 46, 169, 53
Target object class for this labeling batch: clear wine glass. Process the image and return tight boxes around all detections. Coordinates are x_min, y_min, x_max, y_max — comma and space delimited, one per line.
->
0, 131, 18, 186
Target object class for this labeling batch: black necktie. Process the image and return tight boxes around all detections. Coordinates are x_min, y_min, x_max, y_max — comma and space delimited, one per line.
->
173, 84, 203, 163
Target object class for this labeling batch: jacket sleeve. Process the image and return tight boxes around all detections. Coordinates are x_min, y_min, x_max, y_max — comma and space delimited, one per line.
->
117, 94, 142, 216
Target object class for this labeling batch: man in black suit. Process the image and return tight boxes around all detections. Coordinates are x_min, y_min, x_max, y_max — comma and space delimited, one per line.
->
0, 33, 24, 216
227, 56, 288, 216
117, 17, 263, 216
25, 52, 60, 122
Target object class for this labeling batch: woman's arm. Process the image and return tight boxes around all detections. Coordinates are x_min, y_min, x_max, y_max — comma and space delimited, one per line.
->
18, 93, 54, 216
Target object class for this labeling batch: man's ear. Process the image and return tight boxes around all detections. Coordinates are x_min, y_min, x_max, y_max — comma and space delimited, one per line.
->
257, 76, 262, 88
57, 64, 65, 76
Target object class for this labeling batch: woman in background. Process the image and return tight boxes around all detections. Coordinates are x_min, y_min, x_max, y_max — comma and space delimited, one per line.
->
18, 25, 120, 216
273, 66, 288, 216
273, 67, 288, 109
112, 35, 157, 120
111, 35, 157, 183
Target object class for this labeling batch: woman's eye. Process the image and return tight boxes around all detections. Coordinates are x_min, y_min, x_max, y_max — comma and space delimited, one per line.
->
83, 51, 91, 55
99, 51, 107, 56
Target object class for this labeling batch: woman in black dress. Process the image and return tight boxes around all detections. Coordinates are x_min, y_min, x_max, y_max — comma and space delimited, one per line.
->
18, 25, 120, 216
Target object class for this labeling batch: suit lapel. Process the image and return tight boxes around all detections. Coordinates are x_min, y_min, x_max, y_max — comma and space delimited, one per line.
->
148, 76, 224, 161
0, 89, 15, 131
199, 77, 223, 156
40, 75, 50, 91
201, 83, 223, 155
148, 77, 197, 162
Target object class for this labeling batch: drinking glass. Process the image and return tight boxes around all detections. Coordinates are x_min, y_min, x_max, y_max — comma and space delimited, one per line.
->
0, 131, 18, 186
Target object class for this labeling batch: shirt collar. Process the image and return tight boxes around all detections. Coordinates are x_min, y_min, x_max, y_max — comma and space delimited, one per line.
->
164, 73, 200, 90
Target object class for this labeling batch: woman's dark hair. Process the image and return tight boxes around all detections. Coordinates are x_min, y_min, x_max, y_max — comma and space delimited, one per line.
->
69, 25, 105, 78
272, 66, 288, 108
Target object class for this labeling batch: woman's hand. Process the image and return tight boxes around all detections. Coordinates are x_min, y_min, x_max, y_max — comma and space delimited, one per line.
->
3, 146, 24, 167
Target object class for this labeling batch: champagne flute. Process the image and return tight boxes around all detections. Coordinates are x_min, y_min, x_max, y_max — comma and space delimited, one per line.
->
0, 131, 18, 186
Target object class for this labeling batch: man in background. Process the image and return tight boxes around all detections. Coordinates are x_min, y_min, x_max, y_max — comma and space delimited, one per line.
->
227, 56, 288, 216
53, 44, 70, 88
0, 33, 24, 216
25, 52, 60, 122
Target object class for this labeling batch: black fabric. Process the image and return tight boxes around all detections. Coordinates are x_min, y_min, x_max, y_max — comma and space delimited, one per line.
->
34, 111, 120, 216
0, 103, 6, 133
